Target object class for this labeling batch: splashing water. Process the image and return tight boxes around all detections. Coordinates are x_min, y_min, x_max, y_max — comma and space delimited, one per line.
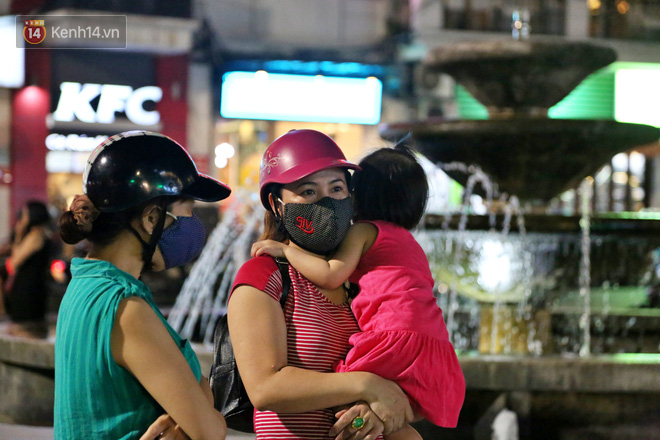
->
441, 163, 496, 346
419, 162, 546, 355
168, 192, 263, 347
578, 179, 593, 357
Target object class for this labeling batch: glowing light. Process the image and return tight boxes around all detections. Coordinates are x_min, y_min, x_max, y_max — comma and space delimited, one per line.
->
51, 259, 67, 273
51, 259, 68, 283
612, 171, 629, 185
616, 0, 630, 14
214, 142, 235, 169
46, 133, 108, 152
611, 153, 629, 171
214, 142, 235, 158
478, 241, 513, 293
629, 151, 646, 175
46, 151, 90, 173
17, 85, 47, 109
0, 16, 24, 88
615, 67, 660, 128
220, 71, 382, 124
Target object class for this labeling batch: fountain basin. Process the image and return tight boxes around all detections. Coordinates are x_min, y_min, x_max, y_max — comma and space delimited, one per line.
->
2, 332, 658, 440
418, 214, 660, 355
424, 40, 617, 117
0, 332, 54, 426
383, 119, 660, 202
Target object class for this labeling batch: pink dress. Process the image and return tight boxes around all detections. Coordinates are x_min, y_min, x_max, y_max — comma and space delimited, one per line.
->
334, 220, 466, 427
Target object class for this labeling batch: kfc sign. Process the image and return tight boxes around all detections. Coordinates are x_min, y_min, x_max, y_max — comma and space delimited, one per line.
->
53, 81, 162, 125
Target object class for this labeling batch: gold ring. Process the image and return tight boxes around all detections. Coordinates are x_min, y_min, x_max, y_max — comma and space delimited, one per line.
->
352, 416, 365, 430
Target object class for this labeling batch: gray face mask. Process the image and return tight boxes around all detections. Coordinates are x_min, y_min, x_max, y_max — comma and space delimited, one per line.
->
280, 196, 353, 256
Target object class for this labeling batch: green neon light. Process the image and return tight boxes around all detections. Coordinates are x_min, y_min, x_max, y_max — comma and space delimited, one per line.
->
456, 62, 660, 127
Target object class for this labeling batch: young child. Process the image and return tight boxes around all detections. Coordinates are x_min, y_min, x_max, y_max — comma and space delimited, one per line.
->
252, 143, 466, 439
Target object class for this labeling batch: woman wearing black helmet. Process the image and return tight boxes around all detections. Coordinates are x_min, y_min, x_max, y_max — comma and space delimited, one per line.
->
54, 131, 230, 440
228, 130, 413, 439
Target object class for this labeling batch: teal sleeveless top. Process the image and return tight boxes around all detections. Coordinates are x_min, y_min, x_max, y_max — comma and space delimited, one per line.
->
54, 258, 201, 439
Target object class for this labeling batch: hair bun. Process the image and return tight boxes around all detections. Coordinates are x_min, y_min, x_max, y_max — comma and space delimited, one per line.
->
69, 194, 99, 233
58, 210, 87, 244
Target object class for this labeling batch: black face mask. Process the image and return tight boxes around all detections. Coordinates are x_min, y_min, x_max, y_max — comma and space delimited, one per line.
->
280, 196, 353, 256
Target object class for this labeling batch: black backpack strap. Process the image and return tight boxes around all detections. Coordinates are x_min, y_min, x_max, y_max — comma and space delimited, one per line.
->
274, 257, 290, 307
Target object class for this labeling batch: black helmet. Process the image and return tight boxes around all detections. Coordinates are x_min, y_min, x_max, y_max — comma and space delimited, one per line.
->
83, 131, 231, 212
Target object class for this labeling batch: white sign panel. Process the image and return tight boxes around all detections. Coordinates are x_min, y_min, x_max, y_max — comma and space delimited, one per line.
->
220, 71, 382, 125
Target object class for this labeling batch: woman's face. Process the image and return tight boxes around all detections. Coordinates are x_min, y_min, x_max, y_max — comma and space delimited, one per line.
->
279, 168, 349, 207
150, 198, 195, 272
15, 208, 29, 237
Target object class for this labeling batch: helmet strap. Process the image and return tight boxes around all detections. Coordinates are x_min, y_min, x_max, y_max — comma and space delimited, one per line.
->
273, 197, 288, 236
127, 199, 169, 275
273, 197, 285, 220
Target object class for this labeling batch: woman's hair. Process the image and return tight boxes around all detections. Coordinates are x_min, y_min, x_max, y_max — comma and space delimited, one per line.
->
58, 196, 176, 246
352, 141, 428, 230
23, 200, 51, 234
259, 170, 352, 242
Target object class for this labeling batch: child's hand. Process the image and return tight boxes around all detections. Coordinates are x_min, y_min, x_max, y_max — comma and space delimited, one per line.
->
251, 240, 286, 258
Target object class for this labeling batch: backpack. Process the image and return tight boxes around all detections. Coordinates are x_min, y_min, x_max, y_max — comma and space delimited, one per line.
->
209, 258, 291, 433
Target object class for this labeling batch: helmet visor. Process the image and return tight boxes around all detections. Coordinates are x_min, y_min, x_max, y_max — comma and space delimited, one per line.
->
182, 173, 231, 202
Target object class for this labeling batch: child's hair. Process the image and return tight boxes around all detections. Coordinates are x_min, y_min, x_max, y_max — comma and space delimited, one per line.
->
352, 140, 428, 230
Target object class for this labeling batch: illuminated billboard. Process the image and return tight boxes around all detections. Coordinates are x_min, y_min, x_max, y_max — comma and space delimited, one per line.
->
220, 71, 383, 125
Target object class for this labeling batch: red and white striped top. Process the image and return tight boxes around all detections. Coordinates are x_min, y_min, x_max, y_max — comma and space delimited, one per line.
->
232, 256, 362, 439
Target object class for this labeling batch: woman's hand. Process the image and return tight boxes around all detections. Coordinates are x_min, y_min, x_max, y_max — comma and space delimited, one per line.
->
251, 240, 286, 258
329, 402, 384, 440
360, 374, 414, 434
139, 414, 190, 440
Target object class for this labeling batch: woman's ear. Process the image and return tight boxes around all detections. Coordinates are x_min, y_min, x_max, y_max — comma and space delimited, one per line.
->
140, 204, 161, 236
268, 193, 281, 218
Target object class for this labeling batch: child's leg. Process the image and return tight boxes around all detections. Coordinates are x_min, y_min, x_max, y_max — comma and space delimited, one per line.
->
385, 424, 423, 440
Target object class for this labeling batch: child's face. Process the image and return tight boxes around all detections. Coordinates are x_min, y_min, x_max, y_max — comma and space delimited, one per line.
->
280, 168, 349, 206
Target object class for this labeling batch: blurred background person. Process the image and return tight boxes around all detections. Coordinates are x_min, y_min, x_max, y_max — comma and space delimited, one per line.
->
1, 200, 53, 339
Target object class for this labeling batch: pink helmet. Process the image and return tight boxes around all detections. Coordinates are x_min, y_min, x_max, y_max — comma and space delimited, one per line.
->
259, 129, 360, 210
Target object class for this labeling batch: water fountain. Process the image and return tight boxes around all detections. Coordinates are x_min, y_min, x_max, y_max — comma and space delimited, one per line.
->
381, 38, 660, 439
382, 38, 660, 355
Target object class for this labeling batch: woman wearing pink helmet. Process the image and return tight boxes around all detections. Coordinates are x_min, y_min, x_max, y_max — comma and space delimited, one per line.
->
228, 129, 413, 439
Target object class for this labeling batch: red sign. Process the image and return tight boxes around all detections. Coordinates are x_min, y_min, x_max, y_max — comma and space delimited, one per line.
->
23, 19, 46, 45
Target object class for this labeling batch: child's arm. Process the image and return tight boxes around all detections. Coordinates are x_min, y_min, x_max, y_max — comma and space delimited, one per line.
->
252, 223, 376, 289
